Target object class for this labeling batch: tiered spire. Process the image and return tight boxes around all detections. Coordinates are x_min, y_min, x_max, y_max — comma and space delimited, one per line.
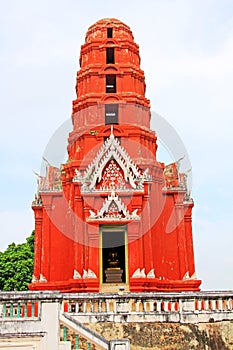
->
72, 18, 150, 130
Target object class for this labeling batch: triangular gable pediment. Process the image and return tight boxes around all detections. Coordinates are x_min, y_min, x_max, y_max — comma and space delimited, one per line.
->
87, 191, 140, 221
73, 127, 152, 192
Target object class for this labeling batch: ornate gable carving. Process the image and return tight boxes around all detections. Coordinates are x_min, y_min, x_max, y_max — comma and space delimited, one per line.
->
100, 159, 126, 191
73, 126, 152, 192
87, 190, 140, 221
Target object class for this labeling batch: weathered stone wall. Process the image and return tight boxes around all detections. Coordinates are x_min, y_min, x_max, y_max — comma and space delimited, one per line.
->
86, 321, 233, 350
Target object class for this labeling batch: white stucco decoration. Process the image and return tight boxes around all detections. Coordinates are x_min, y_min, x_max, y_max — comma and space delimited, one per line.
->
87, 190, 140, 221
73, 126, 152, 192
132, 268, 141, 278
140, 268, 146, 278
190, 272, 197, 280
32, 274, 39, 283
147, 269, 155, 278
183, 271, 190, 280
87, 269, 97, 278
83, 269, 88, 278
83, 269, 97, 278
39, 274, 47, 282
73, 269, 81, 279
132, 268, 146, 278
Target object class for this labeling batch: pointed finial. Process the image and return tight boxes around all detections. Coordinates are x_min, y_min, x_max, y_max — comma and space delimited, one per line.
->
110, 125, 114, 140
110, 190, 116, 198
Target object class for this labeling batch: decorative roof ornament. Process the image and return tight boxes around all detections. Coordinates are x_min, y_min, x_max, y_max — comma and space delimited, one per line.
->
31, 274, 39, 283
147, 268, 156, 278
73, 269, 81, 279
132, 268, 146, 278
33, 158, 62, 192
39, 274, 47, 283
87, 190, 140, 221
73, 127, 152, 192
182, 168, 193, 202
182, 271, 190, 280
83, 269, 97, 278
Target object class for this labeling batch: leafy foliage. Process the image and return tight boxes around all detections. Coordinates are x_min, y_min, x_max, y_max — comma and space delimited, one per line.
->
0, 231, 34, 291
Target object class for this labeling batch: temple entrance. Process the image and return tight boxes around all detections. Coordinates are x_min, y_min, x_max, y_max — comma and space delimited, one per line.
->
100, 225, 128, 287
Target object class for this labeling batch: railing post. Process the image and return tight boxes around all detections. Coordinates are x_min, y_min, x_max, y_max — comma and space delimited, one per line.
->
10, 303, 13, 318
24, 302, 28, 318
157, 300, 162, 312
149, 301, 154, 312
171, 301, 176, 312
83, 301, 87, 313
67, 302, 70, 312
98, 300, 102, 312
17, 303, 21, 318
76, 302, 79, 313
204, 299, 209, 311
211, 299, 216, 311
90, 300, 94, 312
0, 303, 3, 317
143, 301, 146, 312
135, 300, 140, 312
113, 300, 117, 313
63, 326, 67, 341
106, 300, 110, 313
218, 299, 223, 311
227, 299, 232, 310
31, 302, 35, 317
164, 301, 169, 312
2, 303, 6, 318
75, 334, 79, 349
197, 299, 202, 311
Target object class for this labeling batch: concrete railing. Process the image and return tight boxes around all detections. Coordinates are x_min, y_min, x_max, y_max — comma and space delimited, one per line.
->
0, 290, 233, 330
0, 291, 62, 320
0, 292, 68, 350
62, 291, 233, 324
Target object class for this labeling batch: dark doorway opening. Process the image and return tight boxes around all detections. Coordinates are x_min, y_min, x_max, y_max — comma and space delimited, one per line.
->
102, 229, 126, 283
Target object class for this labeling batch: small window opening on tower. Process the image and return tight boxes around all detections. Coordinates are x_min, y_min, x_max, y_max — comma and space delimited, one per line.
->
107, 28, 113, 38
106, 75, 116, 93
106, 48, 115, 64
105, 104, 119, 125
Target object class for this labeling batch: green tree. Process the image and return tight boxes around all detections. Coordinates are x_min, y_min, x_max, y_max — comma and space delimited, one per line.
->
0, 231, 34, 291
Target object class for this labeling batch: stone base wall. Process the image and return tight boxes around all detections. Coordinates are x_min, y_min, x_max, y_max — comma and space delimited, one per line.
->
86, 321, 233, 350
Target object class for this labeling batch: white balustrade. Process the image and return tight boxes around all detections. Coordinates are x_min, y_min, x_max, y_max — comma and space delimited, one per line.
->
1, 291, 233, 324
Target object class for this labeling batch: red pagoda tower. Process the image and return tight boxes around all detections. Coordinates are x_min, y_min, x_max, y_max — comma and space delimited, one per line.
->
29, 18, 201, 293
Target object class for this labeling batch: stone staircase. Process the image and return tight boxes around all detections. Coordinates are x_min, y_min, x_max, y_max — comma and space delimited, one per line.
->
60, 313, 130, 350
60, 313, 109, 349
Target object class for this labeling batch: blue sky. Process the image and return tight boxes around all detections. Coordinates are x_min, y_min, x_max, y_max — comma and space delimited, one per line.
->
0, 0, 233, 290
